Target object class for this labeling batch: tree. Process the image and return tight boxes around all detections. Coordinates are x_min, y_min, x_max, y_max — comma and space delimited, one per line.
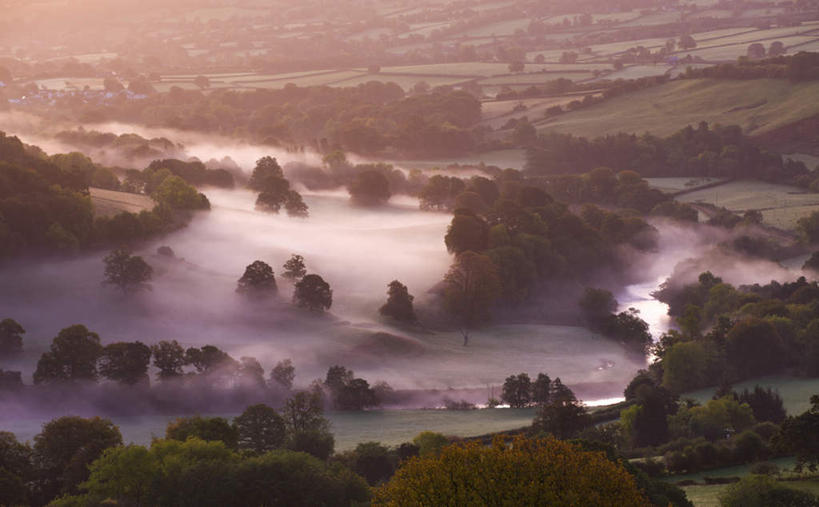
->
662, 341, 710, 393
248, 156, 284, 191
236, 260, 277, 295
725, 318, 784, 380
373, 436, 649, 506
559, 51, 578, 63
444, 252, 501, 344
103, 249, 153, 294
282, 254, 306, 281
777, 395, 819, 471
803, 251, 819, 272
193, 75, 210, 89
412, 431, 449, 457
293, 274, 332, 312
747, 43, 766, 59
532, 373, 551, 404
737, 386, 786, 423
166, 416, 239, 449
508, 61, 525, 73
285, 190, 309, 217
501, 373, 532, 408
79, 445, 158, 507
32, 416, 122, 501
33, 324, 104, 384
99, 341, 152, 385
235, 404, 286, 454
271, 359, 295, 390
379, 280, 416, 322
768, 41, 786, 57
348, 170, 391, 205
153, 175, 209, 210
184, 345, 237, 376
444, 213, 488, 254
103, 76, 124, 92
0, 318, 24, 356
679, 35, 697, 50
348, 442, 395, 485
151, 340, 187, 380
578, 287, 618, 328
281, 391, 335, 460
0, 431, 31, 506
532, 381, 588, 439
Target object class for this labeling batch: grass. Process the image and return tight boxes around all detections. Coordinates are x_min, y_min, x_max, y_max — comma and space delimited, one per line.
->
89, 188, 155, 218
371, 62, 513, 76
644, 177, 726, 193
536, 78, 819, 139
592, 64, 670, 81
675, 180, 819, 229
478, 72, 594, 85
388, 149, 527, 170
681, 478, 819, 507
683, 375, 819, 415
1, 408, 537, 451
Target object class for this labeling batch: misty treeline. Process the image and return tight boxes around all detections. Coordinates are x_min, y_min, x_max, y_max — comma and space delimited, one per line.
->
525, 121, 815, 188
32, 83, 484, 157
0, 309, 401, 408
681, 51, 819, 83
0, 132, 211, 258
0, 392, 375, 506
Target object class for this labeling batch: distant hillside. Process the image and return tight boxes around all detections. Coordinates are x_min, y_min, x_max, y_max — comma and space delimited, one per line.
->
535, 78, 819, 141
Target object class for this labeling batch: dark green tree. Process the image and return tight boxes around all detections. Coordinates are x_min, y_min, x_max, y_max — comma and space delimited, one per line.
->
270, 358, 295, 390
33, 324, 104, 384
444, 213, 489, 254
103, 249, 153, 294
348, 170, 391, 205
151, 340, 187, 380
379, 280, 416, 322
282, 254, 306, 281
532, 373, 552, 405
99, 341, 152, 385
293, 274, 333, 312
0, 431, 31, 506
32, 416, 122, 502
0, 318, 24, 356
235, 404, 286, 454
501, 373, 532, 408
236, 260, 277, 295
165, 416, 239, 449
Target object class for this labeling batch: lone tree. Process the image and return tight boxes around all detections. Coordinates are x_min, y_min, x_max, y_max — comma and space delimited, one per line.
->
293, 274, 332, 312
0, 318, 25, 356
443, 252, 501, 345
236, 260, 277, 295
379, 280, 416, 322
374, 435, 648, 505
282, 254, 307, 282
33, 325, 104, 384
103, 249, 152, 294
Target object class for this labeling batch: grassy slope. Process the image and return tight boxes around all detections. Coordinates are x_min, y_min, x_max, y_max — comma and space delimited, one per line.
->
536, 79, 819, 139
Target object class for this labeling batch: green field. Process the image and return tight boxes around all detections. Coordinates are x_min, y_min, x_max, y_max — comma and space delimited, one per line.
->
645, 177, 726, 193
682, 478, 819, 507
90, 187, 155, 217
676, 180, 819, 230
684, 375, 819, 415
536, 79, 819, 139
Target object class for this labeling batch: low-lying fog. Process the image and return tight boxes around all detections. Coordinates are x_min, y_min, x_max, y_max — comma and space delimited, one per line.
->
2, 118, 809, 414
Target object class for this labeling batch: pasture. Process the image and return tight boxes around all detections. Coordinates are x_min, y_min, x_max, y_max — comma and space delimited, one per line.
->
90, 187, 155, 217
535, 79, 819, 139
684, 375, 819, 415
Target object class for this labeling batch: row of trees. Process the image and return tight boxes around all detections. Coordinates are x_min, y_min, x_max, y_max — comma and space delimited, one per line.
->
525, 122, 812, 185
